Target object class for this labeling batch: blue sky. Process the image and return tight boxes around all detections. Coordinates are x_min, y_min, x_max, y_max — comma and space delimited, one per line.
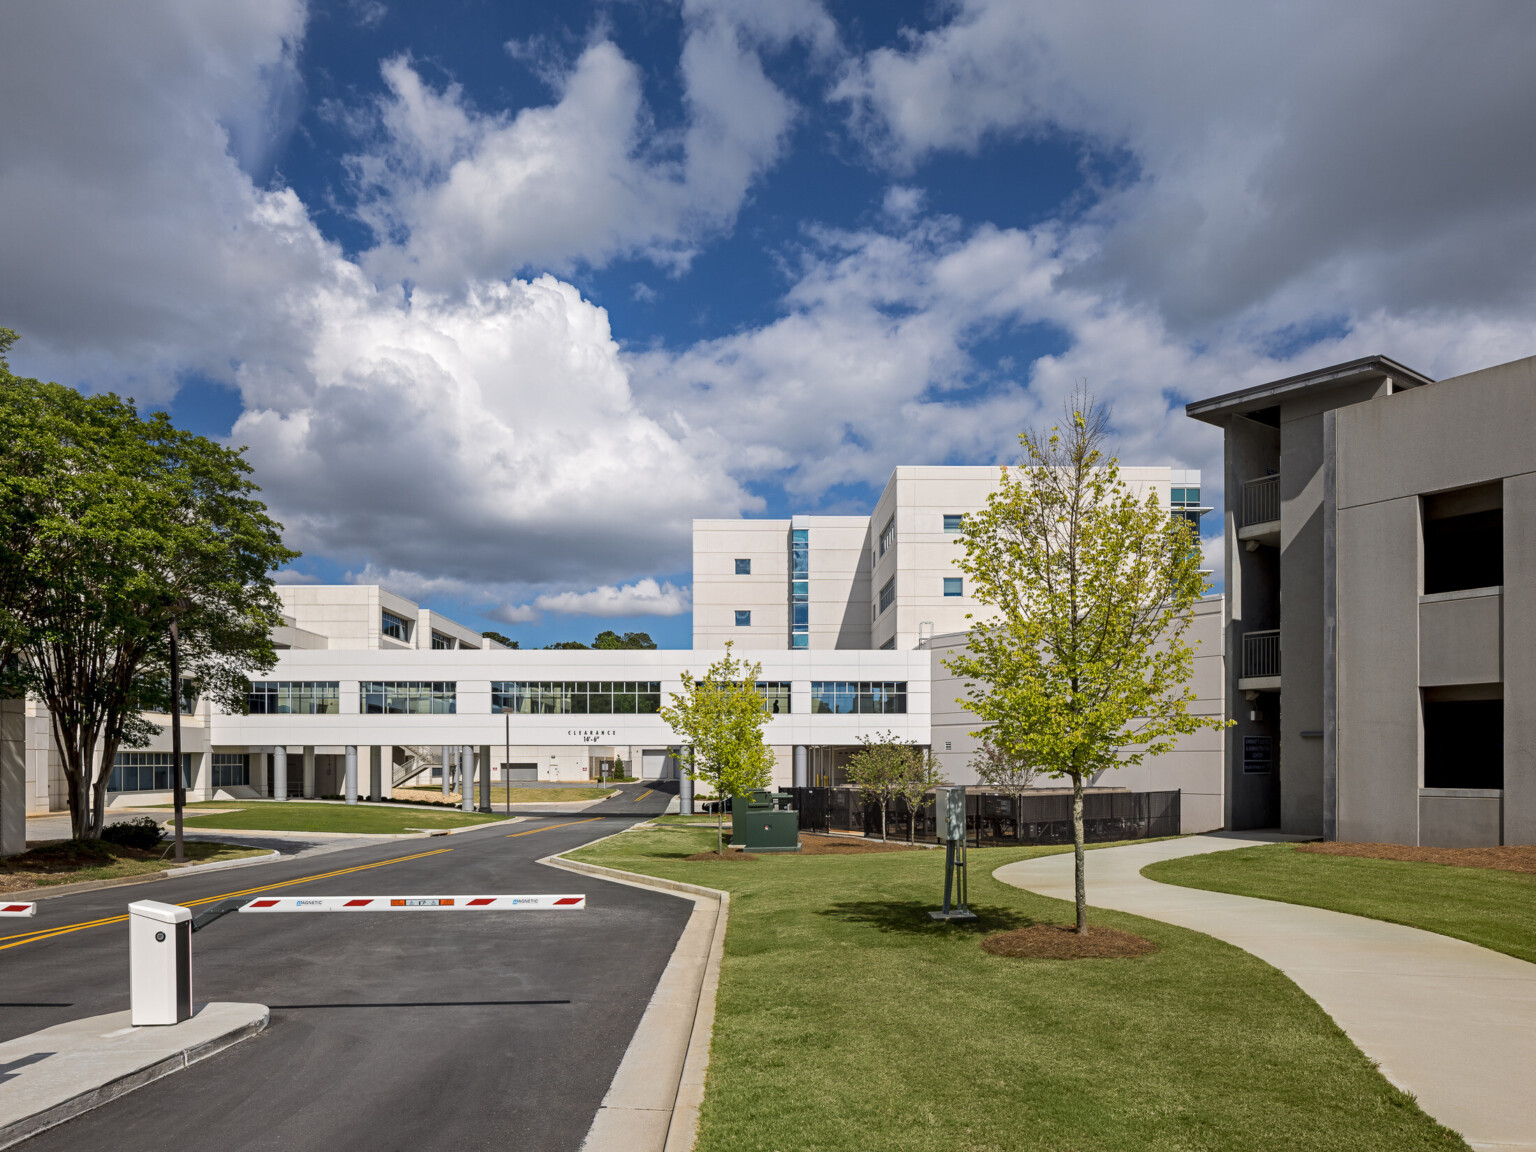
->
5, 1, 1536, 647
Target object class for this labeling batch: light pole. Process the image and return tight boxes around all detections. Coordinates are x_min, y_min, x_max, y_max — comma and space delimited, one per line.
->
169, 618, 185, 864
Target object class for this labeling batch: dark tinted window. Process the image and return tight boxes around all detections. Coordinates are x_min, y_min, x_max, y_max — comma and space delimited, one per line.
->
1424, 699, 1502, 789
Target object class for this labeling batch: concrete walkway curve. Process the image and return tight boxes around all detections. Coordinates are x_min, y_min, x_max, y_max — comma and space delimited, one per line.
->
994, 835, 1536, 1152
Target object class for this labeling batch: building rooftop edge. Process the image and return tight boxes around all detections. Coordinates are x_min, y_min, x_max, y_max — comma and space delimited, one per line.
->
1184, 355, 1435, 424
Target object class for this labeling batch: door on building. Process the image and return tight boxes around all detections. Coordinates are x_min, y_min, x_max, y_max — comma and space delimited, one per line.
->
641, 749, 668, 780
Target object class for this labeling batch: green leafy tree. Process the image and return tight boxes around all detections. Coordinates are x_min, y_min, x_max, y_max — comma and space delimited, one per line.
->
844, 731, 910, 842
593, 629, 657, 649
895, 746, 948, 844
1, 345, 296, 838
945, 390, 1225, 933
970, 730, 1036, 802
544, 640, 589, 650
480, 630, 518, 648
659, 641, 773, 855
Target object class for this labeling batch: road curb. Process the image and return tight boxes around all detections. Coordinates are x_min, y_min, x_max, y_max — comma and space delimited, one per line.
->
2, 849, 283, 903
542, 840, 728, 1152
0, 1002, 268, 1150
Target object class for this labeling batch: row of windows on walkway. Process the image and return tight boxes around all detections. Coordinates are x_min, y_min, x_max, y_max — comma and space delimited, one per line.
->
245, 681, 907, 716
108, 752, 251, 793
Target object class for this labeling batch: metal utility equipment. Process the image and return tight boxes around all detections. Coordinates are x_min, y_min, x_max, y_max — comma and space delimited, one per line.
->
929, 785, 976, 921
729, 789, 801, 853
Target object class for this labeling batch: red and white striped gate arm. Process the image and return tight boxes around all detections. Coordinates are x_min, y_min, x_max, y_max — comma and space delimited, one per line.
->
237, 894, 585, 912
0, 902, 37, 917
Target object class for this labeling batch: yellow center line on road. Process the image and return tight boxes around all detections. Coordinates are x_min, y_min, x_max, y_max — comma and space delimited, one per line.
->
505, 818, 604, 838
631, 790, 654, 803
0, 847, 453, 953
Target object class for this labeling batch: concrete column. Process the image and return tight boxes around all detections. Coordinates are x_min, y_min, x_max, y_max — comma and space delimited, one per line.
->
302, 746, 316, 799
197, 751, 214, 801
344, 745, 358, 805
369, 746, 382, 802
460, 746, 474, 813
479, 745, 491, 812
273, 746, 288, 802
793, 745, 808, 789
441, 745, 452, 795
380, 745, 395, 800
1, 698, 26, 857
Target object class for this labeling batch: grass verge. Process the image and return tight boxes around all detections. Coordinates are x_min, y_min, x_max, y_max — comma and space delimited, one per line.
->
167, 801, 508, 834
566, 826, 1467, 1152
1143, 842, 1536, 964
1, 839, 264, 892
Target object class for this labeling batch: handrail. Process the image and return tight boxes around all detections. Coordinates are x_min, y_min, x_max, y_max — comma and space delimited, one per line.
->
1241, 474, 1280, 526
1242, 629, 1281, 679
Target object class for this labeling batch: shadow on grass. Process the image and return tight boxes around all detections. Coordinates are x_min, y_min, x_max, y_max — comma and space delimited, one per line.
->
818, 899, 1034, 935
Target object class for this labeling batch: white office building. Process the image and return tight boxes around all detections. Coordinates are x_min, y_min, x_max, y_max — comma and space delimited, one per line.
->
1, 463, 1224, 851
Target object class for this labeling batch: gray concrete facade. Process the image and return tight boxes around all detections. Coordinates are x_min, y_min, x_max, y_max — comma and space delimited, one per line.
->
1190, 352, 1536, 845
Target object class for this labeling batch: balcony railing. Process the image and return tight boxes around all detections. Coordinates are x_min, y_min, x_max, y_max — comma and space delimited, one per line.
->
1241, 474, 1280, 527
1242, 629, 1281, 680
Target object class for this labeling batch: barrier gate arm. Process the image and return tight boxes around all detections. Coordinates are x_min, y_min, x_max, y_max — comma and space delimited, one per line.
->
237, 894, 586, 912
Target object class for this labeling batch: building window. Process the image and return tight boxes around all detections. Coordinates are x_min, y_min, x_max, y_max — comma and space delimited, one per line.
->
789, 529, 809, 645
1423, 697, 1503, 789
735, 558, 751, 575
810, 681, 907, 715
247, 681, 339, 715
1424, 483, 1502, 595
878, 576, 896, 614
360, 682, 457, 714
109, 752, 193, 793
212, 753, 249, 788
943, 577, 962, 597
735, 610, 752, 627
756, 681, 792, 714
381, 610, 413, 642
943, 514, 964, 533
431, 631, 455, 650
879, 515, 896, 557
879, 638, 895, 650
492, 682, 662, 715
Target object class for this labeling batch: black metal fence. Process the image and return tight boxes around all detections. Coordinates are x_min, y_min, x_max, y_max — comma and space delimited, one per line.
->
789, 787, 1180, 847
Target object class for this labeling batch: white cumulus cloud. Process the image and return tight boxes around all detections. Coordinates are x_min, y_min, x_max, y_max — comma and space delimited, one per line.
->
533, 579, 693, 618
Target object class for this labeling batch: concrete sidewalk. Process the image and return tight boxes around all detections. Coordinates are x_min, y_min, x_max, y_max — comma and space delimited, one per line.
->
0, 1003, 268, 1149
994, 836, 1536, 1152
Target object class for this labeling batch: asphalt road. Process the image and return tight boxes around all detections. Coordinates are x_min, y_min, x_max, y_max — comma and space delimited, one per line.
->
1, 783, 684, 1152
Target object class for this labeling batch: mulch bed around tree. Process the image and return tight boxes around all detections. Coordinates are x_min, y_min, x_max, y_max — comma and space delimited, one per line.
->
1297, 841, 1536, 874
981, 924, 1158, 960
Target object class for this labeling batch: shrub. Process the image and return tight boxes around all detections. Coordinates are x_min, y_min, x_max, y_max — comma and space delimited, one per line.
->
101, 816, 166, 851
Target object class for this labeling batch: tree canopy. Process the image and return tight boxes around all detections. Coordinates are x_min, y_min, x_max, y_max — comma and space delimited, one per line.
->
543, 630, 657, 650
945, 390, 1224, 932
1, 333, 297, 837
659, 641, 773, 854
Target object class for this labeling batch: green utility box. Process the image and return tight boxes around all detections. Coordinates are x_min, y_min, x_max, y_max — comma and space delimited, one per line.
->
730, 790, 801, 853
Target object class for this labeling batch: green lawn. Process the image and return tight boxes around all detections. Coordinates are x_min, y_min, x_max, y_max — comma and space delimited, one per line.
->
567, 827, 1466, 1152
166, 801, 509, 835
394, 785, 613, 805
1, 839, 265, 892
1143, 843, 1536, 964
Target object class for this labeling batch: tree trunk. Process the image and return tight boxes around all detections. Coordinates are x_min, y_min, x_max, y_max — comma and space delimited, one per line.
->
880, 798, 887, 842
1072, 771, 1087, 934
717, 792, 724, 856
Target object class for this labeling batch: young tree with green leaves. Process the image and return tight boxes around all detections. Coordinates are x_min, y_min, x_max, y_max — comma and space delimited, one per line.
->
895, 746, 948, 844
945, 389, 1225, 933
659, 642, 773, 855
970, 730, 1036, 807
1, 338, 297, 838
845, 731, 910, 842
